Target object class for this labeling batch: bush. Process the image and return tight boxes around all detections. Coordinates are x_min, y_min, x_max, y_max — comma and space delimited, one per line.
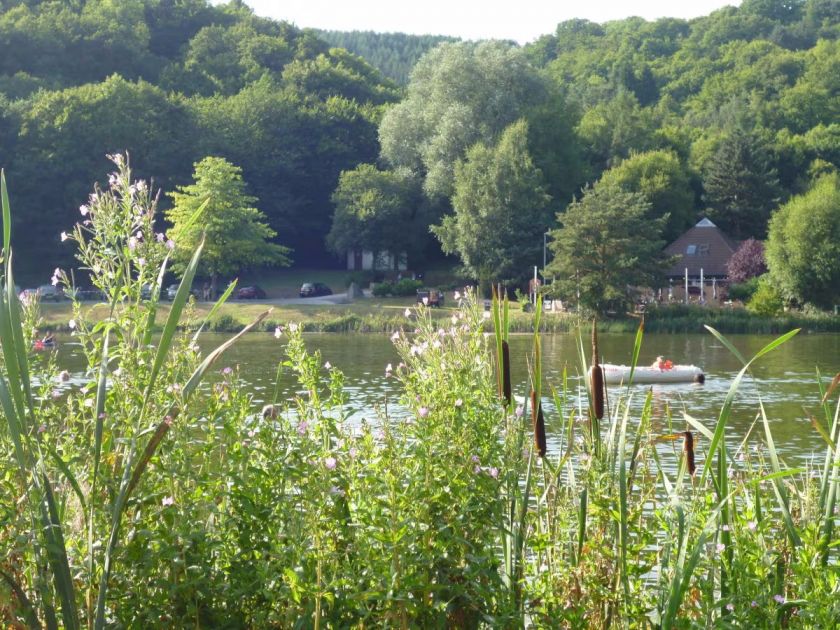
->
371, 278, 422, 297
728, 276, 760, 302
747, 277, 784, 316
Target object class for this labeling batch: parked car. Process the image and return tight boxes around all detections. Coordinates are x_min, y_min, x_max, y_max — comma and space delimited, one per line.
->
164, 283, 201, 301
416, 289, 444, 308
37, 284, 63, 301
237, 285, 266, 300
299, 282, 332, 298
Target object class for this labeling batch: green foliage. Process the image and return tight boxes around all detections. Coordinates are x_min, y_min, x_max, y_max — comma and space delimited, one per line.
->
597, 149, 697, 241
728, 276, 761, 301
327, 164, 423, 266
765, 172, 840, 308
379, 40, 551, 201
316, 30, 458, 84
702, 127, 782, 239
433, 120, 551, 292
166, 156, 290, 286
746, 275, 785, 315
546, 183, 671, 314
371, 278, 422, 297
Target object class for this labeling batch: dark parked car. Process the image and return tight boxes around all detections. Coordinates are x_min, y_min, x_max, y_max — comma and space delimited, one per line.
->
237, 285, 267, 300
299, 282, 332, 298
416, 289, 444, 308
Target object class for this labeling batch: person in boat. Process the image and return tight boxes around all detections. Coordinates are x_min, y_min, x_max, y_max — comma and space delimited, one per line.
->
652, 356, 674, 370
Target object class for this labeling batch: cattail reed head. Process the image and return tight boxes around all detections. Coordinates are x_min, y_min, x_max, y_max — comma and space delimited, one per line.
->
531, 390, 546, 457
501, 340, 511, 407
589, 364, 604, 420
683, 431, 696, 476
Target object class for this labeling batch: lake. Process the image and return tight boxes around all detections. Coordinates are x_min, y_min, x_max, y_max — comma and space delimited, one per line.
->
54, 330, 840, 465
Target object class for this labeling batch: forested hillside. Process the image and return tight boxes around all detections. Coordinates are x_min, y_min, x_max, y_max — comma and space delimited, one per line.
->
0, 0, 398, 278
1, 0, 838, 298
316, 30, 458, 83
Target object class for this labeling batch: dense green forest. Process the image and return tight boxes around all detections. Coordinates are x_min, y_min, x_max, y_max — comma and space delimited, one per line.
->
0, 0, 838, 304
316, 30, 458, 84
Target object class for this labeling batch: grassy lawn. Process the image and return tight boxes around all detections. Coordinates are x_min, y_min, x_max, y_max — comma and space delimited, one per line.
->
37, 295, 469, 332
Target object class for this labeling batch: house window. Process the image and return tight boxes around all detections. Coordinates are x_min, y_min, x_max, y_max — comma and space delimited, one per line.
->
685, 244, 696, 255
697, 244, 710, 255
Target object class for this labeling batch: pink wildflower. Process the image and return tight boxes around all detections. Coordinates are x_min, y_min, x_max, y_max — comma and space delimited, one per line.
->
324, 456, 337, 470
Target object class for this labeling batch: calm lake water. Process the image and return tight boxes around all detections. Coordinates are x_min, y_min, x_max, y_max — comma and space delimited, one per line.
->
55, 331, 840, 465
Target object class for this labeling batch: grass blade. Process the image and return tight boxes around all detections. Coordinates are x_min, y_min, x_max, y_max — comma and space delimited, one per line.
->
1, 169, 10, 254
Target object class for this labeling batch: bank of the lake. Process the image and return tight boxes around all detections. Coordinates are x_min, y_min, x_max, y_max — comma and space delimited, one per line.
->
37, 299, 840, 334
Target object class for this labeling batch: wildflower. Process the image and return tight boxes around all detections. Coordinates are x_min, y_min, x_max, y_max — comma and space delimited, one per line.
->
288, 323, 298, 333
716, 543, 725, 553
60, 232, 69, 242
385, 362, 393, 373
79, 204, 89, 216
165, 239, 175, 250
222, 367, 233, 375
451, 315, 458, 325
156, 232, 165, 242
751, 601, 758, 608
51, 268, 62, 286
482, 311, 490, 319
128, 236, 137, 251
418, 406, 429, 418
137, 258, 145, 266
515, 405, 524, 418
51, 390, 61, 399
726, 604, 734, 612
390, 331, 400, 341
296, 421, 309, 435
774, 594, 785, 605
324, 456, 337, 470
324, 361, 332, 369
455, 398, 463, 407
98, 413, 106, 420
135, 231, 143, 241
84, 399, 94, 408
473, 465, 481, 474
162, 496, 174, 507
747, 520, 757, 531
68, 319, 76, 330
38, 424, 47, 434
722, 524, 730, 532
454, 291, 461, 300
329, 485, 345, 497
348, 447, 358, 458
489, 467, 499, 479
404, 308, 411, 317
274, 325, 283, 338
471, 455, 480, 463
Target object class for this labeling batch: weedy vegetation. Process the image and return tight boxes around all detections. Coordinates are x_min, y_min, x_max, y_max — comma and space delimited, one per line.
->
0, 161, 838, 627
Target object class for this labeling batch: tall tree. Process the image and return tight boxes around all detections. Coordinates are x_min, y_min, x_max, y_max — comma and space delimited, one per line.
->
546, 184, 671, 314
597, 149, 697, 241
378, 40, 550, 202
765, 172, 840, 309
432, 120, 551, 294
702, 128, 781, 239
166, 156, 290, 293
327, 165, 423, 269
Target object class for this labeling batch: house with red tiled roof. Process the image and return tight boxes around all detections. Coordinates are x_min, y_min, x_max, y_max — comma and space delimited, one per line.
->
662, 218, 739, 303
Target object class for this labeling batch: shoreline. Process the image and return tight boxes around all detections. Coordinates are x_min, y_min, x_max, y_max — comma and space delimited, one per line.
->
36, 300, 840, 335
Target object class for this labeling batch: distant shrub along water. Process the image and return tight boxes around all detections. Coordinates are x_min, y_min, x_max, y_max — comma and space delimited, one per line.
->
1, 161, 839, 627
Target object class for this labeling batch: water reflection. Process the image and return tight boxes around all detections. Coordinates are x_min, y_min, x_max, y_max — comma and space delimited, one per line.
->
50, 331, 840, 464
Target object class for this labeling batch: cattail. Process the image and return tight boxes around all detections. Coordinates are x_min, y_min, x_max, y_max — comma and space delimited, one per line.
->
501, 340, 511, 407
683, 431, 696, 476
531, 390, 546, 457
589, 320, 604, 420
